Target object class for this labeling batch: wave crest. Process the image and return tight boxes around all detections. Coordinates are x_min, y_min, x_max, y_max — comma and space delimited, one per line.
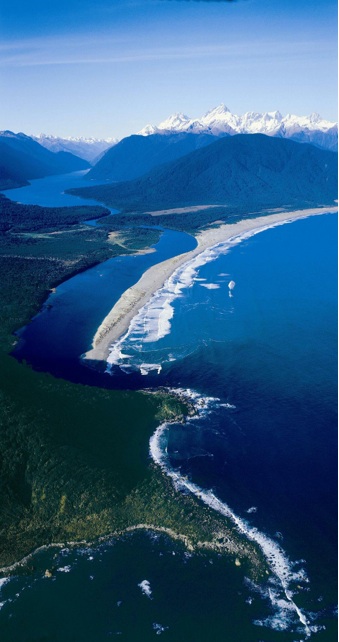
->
149, 388, 313, 638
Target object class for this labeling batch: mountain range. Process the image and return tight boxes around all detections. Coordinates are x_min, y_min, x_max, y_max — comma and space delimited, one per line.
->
85, 105, 338, 183
139, 104, 338, 152
32, 134, 118, 163
87, 132, 220, 182
1, 106, 337, 198
70, 134, 337, 215
26, 105, 338, 172
0, 131, 90, 190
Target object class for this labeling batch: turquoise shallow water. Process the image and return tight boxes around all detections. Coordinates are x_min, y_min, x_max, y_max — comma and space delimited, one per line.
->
1, 174, 337, 640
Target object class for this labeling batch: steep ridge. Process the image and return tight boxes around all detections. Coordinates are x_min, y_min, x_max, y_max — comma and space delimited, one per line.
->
0, 131, 90, 190
70, 134, 338, 213
87, 132, 221, 181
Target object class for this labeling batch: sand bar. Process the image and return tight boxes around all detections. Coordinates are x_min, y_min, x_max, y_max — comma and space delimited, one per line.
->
84, 206, 337, 364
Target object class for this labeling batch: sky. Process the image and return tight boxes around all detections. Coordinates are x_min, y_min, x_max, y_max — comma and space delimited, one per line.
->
0, 0, 337, 139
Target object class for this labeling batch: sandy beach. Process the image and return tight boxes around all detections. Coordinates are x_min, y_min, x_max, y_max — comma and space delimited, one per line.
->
84, 205, 337, 364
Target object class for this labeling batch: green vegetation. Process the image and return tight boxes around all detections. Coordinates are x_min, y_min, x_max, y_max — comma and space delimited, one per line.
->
69, 134, 337, 227
106, 226, 161, 252
96, 205, 254, 234
0, 193, 111, 232
0, 196, 123, 353
87, 132, 219, 182
0, 194, 267, 577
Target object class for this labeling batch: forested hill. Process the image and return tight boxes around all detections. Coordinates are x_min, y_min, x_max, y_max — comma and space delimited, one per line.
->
71, 134, 338, 213
0, 131, 90, 190
87, 132, 220, 182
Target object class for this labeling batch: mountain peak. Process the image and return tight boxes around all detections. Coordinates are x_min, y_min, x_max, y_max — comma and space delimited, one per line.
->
0, 130, 31, 140
31, 134, 118, 163
309, 112, 321, 124
137, 105, 337, 151
266, 110, 283, 120
204, 103, 231, 117
0, 130, 16, 137
158, 112, 191, 130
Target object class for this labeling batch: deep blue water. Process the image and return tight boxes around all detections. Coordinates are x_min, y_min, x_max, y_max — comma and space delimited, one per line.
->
14, 227, 196, 381
1, 171, 337, 641
118, 213, 336, 638
160, 215, 338, 624
3, 170, 113, 209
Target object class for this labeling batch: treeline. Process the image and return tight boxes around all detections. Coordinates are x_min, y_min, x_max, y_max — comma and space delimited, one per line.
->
69, 134, 337, 224
97, 206, 245, 233
0, 194, 111, 233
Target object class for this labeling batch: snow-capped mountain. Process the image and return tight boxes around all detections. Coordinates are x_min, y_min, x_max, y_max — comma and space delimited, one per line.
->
32, 134, 118, 163
139, 105, 338, 151
0, 130, 90, 190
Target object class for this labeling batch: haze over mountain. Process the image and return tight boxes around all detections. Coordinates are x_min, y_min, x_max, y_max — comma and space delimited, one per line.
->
71, 134, 337, 215
139, 105, 338, 152
0, 131, 90, 190
32, 134, 118, 164
87, 133, 220, 182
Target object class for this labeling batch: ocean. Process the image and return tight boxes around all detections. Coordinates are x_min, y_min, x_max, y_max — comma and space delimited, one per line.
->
0, 174, 337, 641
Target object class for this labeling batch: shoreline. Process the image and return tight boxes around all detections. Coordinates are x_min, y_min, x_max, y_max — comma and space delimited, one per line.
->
84, 205, 337, 364
0, 519, 250, 577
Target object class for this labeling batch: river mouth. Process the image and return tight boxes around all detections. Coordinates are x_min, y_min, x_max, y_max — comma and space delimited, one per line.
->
2, 173, 337, 639
12, 225, 197, 388
4, 171, 197, 387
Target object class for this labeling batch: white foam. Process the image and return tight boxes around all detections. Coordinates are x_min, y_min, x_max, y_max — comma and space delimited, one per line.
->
153, 622, 169, 635
199, 283, 220, 289
138, 579, 152, 599
107, 217, 304, 372
149, 390, 312, 638
57, 565, 72, 573
140, 363, 162, 375
0, 577, 11, 612
167, 387, 220, 414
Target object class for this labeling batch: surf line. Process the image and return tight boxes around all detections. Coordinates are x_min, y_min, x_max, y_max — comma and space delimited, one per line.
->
105, 208, 337, 374
149, 389, 312, 638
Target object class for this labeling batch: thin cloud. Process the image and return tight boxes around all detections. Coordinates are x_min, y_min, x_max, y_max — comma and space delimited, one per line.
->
1, 40, 322, 68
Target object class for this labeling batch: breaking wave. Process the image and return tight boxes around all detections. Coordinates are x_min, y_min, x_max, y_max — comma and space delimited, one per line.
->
149, 388, 315, 638
106, 217, 304, 374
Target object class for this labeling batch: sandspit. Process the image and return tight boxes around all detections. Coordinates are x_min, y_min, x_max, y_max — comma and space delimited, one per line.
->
84, 206, 337, 364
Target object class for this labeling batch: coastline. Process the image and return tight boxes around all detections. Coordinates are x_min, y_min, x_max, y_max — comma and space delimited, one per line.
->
84, 205, 337, 364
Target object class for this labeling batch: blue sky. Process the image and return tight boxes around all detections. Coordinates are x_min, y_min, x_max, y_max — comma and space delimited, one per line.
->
0, 0, 337, 138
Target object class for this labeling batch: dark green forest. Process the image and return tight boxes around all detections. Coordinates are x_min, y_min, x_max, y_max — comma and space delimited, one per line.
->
0, 195, 264, 575
70, 134, 338, 216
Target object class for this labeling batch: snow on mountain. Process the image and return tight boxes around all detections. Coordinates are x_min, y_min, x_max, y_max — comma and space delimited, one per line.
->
139, 104, 338, 151
32, 134, 118, 163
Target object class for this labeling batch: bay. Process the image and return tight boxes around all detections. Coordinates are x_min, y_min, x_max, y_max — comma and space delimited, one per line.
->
1, 171, 337, 640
